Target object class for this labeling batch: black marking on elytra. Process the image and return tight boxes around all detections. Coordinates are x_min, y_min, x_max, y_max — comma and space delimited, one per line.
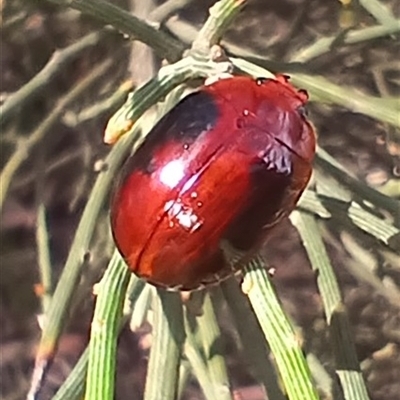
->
223, 155, 293, 251
255, 77, 272, 86
121, 91, 220, 178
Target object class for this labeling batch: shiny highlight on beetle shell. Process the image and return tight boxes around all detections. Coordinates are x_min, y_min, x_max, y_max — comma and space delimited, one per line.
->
111, 75, 316, 290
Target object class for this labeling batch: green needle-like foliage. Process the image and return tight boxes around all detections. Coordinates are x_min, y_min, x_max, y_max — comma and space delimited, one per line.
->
85, 251, 130, 400
243, 257, 320, 400
18, 1, 399, 399
144, 290, 184, 400
291, 211, 370, 400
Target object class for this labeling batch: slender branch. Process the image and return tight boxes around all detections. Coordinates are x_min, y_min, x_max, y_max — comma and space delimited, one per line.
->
196, 294, 231, 400
290, 211, 370, 400
298, 190, 399, 251
45, 0, 185, 62
221, 280, 286, 400
291, 73, 400, 130
290, 21, 400, 63
315, 146, 400, 217
0, 58, 113, 211
358, 0, 397, 26
85, 252, 130, 400
191, 0, 246, 55
164, 17, 400, 132
144, 290, 184, 400
183, 306, 219, 400
234, 52, 400, 131
62, 80, 134, 127
243, 256, 319, 400
51, 277, 145, 400
0, 30, 108, 126
165, 14, 399, 68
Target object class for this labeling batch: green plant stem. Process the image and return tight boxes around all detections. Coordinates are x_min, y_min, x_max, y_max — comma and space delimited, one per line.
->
144, 290, 184, 400
105, 56, 232, 143
358, 0, 398, 26
298, 190, 399, 251
62, 80, 134, 127
290, 211, 370, 400
183, 307, 218, 400
191, 0, 246, 55
28, 122, 142, 400
45, 0, 184, 62
177, 360, 192, 399
51, 276, 145, 400
220, 280, 286, 400
29, 57, 219, 400
0, 58, 112, 212
290, 21, 400, 63
129, 284, 153, 330
290, 74, 400, 131
226, 46, 400, 131
243, 256, 319, 400
85, 251, 130, 400
0, 30, 109, 126
315, 147, 400, 216
196, 294, 231, 400
35, 204, 53, 314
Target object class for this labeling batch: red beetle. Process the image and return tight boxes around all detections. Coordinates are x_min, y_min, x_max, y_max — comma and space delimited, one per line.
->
110, 75, 316, 290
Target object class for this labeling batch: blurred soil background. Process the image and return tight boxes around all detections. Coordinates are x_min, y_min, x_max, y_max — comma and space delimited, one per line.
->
1, 0, 399, 399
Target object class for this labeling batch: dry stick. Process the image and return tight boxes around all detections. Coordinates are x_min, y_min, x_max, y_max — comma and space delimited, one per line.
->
44, 0, 184, 62
0, 59, 113, 212
0, 30, 108, 125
